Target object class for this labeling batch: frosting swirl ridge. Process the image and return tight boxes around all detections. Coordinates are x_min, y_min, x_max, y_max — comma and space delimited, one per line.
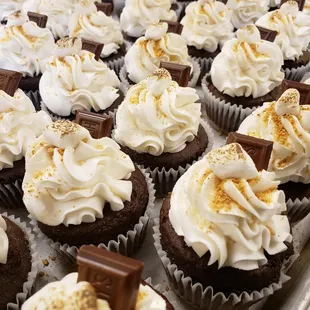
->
0, 216, 8, 265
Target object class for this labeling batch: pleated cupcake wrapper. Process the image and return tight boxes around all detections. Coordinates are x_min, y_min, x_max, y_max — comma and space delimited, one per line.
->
153, 219, 292, 310
2, 212, 39, 310
40, 82, 128, 122
190, 56, 214, 84
0, 178, 25, 210
202, 73, 258, 134
119, 57, 201, 89
112, 119, 214, 197
29, 168, 155, 262
25, 90, 41, 112
283, 61, 310, 82
301, 71, 310, 83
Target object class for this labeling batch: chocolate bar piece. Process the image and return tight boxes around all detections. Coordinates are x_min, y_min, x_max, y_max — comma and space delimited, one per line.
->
226, 132, 273, 171
77, 246, 144, 310
161, 20, 183, 35
95, 2, 113, 16
281, 0, 305, 10
81, 39, 104, 60
256, 26, 277, 42
160, 62, 191, 87
281, 80, 310, 105
0, 69, 22, 96
75, 111, 113, 139
27, 12, 48, 28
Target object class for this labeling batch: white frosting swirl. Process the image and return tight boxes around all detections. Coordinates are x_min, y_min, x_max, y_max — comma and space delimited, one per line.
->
180, 0, 234, 53
256, 2, 310, 61
305, 0, 310, 14
239, 89, 310, 183
0, 89, 52, 170
125, 23, 192, 84
40, 38, 121, 116
0, 1, 24, 21
22, 273, 166, 310
120, 0, 177, 38
211, 24, 284, 98
0, 215, 8, 265
226, 0, 269, 29
23, 120, 135, 227
0, 15, 56, 77
68, 2, 124, 58
115, 69, 201, 156
169, 143, 292, 270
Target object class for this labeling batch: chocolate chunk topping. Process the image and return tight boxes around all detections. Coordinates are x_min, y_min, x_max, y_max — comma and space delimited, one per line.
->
0, 69, 22, 96
77, 246, 144, 310
160, 62, 191, 87
27, 12, 48, 28
81, 39, 104, 60
256, 26, 277, 42
226, 132, 273, 171
95, 2, 113, 16
161, 20, 183, 35
75, 111, 113, 139
281, 80, 310, 105
281, 0, 305, 10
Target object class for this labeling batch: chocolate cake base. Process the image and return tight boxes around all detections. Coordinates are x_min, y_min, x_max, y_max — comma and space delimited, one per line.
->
188, 46, 220, 59
0, 217, 31, 309
101, 43, 126, 63
37, 167, 149, 247
160, 196, 293, 296
119, 125, 208, 170
283, 51, 310, 70
19, 74, 42, 93
279, 181, 310, 202
0, 158, 25, 184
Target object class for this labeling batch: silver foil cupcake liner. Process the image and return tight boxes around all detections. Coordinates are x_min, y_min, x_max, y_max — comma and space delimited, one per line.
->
201, 73, 258, 134
30, 168, 155, 262
119, 57, 201, 89
2, 212, 39, 310
153, 219, 292, 310
283, 61, 310, 82
0, 178, 24, 210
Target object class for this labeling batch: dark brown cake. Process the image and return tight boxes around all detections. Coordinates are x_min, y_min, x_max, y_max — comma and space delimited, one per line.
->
279, 182, 310, 202
160, 196, 293, 296
188, 46, 221, 59
0, 217, 32, 309
37, 167, 149, 247
283, 50, 310, 71
19, 74, 41, 93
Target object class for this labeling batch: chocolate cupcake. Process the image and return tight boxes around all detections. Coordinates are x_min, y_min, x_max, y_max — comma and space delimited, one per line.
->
238, 88, 310, 223
180, 0, 234, 78
0, 11, 56, 92
202, 24, 284, 133
256, 1, 310, 81
114, 68, 213, 196
120, 22, 200, 88
23, 120, 155, 258
154, 143, 293, 309
40, 37, 126, 121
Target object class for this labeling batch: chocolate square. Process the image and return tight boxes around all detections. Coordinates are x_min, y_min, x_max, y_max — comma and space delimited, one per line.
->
281, 0, 305, 10
256, 26, 277, 42
81, 39, 104, 60
161, 20, 183, 35
160, 62, 191, 87
75, 111, 113, 139
77, 246, 144, 310
95, 2, 113, 16
0, 69, 22, 96
281, 80, 310, 105
226, 132, 273, 171
27, 12, 48, 28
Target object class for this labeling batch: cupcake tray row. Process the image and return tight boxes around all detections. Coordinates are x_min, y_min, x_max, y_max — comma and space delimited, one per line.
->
2, 127, 310, 310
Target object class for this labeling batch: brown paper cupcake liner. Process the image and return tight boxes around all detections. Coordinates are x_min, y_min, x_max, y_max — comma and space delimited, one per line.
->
30, 168, 155, 262
283, 61, 310, 82
0, 178, 25, 210
153, 219, 293, 310
2, 212, 39, 310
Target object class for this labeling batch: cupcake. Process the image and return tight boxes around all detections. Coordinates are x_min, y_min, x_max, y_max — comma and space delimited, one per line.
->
0, 213, 37, 309
0, 0, 24, 23
68, 0, 126, 71
114, 68, 212, 196
256, 1, 310, 81
39, 37, 124, 120
120, 0, 177, 41
120, 22, 200, 87
202, 24, 284, 133
23, 120, 154, 257
226, 0, 269, 29
155, 143, 293, 309
238, 88, 310, 223
0, 11, 56, 92
180, 0, 234, 76
0, 72, 52, 210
